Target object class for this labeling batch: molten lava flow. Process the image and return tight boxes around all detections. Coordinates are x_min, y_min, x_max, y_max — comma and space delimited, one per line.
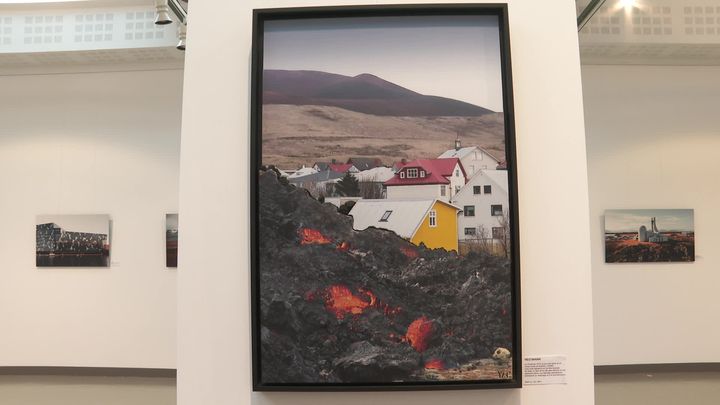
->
299, 228, 332, 245
400, 246, 419, 259
382, 304, 402, 316
424, 359, 445, 370
357, 288, 377, 306
405, 316, 434, 352
325, 285, 374, 320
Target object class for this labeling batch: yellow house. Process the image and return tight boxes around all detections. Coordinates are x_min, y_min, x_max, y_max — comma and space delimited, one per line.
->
349, 199, 460, 252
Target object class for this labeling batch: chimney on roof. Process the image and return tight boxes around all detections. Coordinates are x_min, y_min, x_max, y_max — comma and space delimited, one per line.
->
454, 136, 461, 151
401, 158, 407, 164
331, 158, 336, 164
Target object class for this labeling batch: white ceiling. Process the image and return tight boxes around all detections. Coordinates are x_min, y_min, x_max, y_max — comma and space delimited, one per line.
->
579, 0, 720, 64
0, 0, 184, 74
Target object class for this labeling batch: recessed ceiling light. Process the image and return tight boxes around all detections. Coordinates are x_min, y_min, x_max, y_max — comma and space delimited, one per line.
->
620, 0, 637, 9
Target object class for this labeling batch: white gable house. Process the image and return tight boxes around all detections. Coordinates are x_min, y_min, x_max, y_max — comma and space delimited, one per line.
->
451, 170, 509, 243
384, 158, 466, 202
438, 144, 501, 177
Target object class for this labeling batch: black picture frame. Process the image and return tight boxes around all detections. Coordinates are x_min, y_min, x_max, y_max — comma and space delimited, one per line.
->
251, 3, 521, 391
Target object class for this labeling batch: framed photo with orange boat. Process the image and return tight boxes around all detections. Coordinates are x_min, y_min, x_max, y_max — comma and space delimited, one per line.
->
251, 3, 521, 391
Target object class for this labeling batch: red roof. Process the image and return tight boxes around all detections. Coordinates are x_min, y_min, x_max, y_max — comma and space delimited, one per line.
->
385, 158, 464, 186
329, 163, 354, 173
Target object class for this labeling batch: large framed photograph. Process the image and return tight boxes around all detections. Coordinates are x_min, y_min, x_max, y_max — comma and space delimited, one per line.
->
251, 4, 520, 391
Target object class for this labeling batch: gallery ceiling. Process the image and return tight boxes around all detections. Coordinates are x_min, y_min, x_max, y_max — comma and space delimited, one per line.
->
0, 0, 184, 74
578, 0, 720, 65
3, 0, 720, 70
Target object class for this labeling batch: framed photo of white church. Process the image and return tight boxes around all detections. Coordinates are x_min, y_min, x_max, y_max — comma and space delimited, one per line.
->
250, 4, 521, 391
604, 209, 695, 263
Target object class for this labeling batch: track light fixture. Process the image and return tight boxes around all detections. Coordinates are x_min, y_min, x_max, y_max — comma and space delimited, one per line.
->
177, 21, 187, 51
154, 0, 173, 25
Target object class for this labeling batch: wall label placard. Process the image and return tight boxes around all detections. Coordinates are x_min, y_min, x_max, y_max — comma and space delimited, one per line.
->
523, 355, 567, 385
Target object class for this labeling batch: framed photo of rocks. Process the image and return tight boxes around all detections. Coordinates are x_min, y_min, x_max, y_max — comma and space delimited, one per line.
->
251, 4, 521, 391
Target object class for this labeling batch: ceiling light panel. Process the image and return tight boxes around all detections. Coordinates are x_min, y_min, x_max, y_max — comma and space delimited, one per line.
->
0, 3, 176, 53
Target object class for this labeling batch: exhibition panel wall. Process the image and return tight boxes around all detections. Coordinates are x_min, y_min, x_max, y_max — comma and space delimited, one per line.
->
178, 0, 595, 404
583, 65, 720, 365
0, 69, 181, 368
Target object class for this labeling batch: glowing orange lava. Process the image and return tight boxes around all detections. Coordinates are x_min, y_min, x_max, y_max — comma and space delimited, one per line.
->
325, 285, 374, 320
405, 316, 434, 352
400, 246, 419, 259
336, 241, 351, 251
299, 228, 332, 245
424, 359, 444, 370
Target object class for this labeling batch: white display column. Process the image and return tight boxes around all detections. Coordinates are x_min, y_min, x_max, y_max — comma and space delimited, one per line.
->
177, 1, 594, 404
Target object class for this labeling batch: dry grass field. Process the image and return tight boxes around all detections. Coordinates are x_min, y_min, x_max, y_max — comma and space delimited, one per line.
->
261, 104, 506, 169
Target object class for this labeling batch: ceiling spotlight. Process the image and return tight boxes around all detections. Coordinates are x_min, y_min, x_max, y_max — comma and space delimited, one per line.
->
620, 0, 636, 9
177, 21, 187, 51
154, 0, 173, 25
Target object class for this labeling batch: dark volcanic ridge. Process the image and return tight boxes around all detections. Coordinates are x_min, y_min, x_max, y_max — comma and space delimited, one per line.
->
263, 69, 495, 117
257, 170, 513, 384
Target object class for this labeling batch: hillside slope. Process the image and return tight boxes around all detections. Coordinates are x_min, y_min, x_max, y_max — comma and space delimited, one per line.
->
261, 104, 506, 169
263, 70, 495, 117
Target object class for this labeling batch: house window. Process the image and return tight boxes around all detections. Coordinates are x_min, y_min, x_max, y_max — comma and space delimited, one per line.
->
463, 205, 475, 217
400, 172, 405, 179
484, 185, 492, 194
473, 186, 481, 195
455, 186, 460, 194
429, 210, 437, 227
492, 227, 504, 239
440, 185, 446, 196
455, 169, 460, 177
420, 170, 425, 177
491, 204, 503, 216
407, 168, 418, 178
465, 227, 477, 236
380, 210, 392, 222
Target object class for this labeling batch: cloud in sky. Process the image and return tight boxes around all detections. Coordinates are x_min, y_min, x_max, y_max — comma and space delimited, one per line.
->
37, 214, 110, 235
604, 209, 694, 233
263, 15, 505, 112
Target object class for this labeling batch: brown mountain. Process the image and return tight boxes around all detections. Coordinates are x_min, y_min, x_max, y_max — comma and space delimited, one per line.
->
263, 70, 495, 117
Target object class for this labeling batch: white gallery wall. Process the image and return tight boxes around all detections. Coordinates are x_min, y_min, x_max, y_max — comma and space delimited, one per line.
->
178, 0, 595, 404
0, 69, 182, 368
583, 65, 720, 365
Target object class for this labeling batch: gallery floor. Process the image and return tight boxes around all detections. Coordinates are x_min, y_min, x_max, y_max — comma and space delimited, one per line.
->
1, 371, 719, 405
0, 375, 175, 405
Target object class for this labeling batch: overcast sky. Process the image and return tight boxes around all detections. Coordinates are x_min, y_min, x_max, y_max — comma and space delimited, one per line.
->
166, 213, 178, 231
37, 214, 110, 235
263, 15, 504, 112
604, 209, 694, 233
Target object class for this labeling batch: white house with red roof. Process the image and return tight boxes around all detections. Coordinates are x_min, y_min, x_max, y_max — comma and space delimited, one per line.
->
313, 161, 359, 174
329, 163, 358, 174
384, 158, 466, 202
